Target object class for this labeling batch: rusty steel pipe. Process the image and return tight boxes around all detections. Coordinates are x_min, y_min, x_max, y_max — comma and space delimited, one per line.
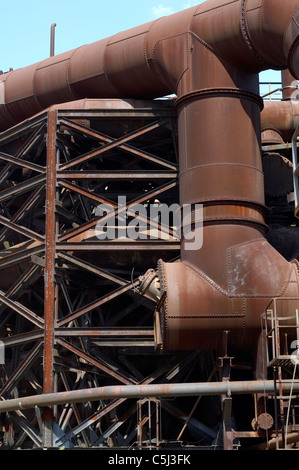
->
252, 432, 299, 450
1, 1, 299, 353
156, 1, 299, 351
0, 380, 299, 414
282, 69, 298, 101
261, 100, 299, 143
261, 69, 299, 143
260, 71, 298, 197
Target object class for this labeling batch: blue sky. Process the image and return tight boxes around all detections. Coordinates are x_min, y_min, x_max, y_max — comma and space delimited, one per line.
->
1, 0, 280, 85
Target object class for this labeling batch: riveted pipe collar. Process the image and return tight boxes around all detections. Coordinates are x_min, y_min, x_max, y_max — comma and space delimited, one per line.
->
174, 87, 264, 112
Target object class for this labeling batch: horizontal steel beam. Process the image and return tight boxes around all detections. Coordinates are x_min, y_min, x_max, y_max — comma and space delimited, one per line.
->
89, 340, 155, 347
0, 330, 43, 347
57, 109, 175, 120
55, 327, 154, 337
56, 241, 180, 250
57, 171, 177, 179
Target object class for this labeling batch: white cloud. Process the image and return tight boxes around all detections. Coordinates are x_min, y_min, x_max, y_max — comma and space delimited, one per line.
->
150, 1, 202, 20
150, 1, 200, 19
151, 4, 174, 17
183, 1, 199, 8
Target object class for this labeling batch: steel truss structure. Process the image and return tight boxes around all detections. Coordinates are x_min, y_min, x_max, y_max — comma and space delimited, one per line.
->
0, 99, 298, 450
2, 0, 299, 452
0, 100, 224, 449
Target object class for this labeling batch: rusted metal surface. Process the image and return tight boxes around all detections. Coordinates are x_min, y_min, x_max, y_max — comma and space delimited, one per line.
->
159, 97, 298, 350
0, 0, 299, 450
262, 152, 293, 197
260, 70, 299, 265
261, 129, 285, 146
154, 1, 299, 353
42, 109, 57, 446
281, 69, 298, 101
261, 100, 299, 143
6, 0, 297, 355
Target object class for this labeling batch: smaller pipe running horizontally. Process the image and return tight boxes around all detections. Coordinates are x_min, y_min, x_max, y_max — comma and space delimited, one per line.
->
0, 380, 299, 413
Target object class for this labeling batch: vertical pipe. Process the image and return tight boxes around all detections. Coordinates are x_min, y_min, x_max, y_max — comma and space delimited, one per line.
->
43, 109, 57, 446
50, 23, 56, 57
281, 69, 298, 101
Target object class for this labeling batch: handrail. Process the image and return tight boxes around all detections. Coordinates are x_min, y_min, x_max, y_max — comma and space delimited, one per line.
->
291, 123, 299, 218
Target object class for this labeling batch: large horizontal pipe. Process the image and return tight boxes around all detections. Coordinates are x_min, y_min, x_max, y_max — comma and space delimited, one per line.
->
0, 380, 299, 413
260, 70, 299, 143
261, 100, 299, 141
1, 0, 299, 131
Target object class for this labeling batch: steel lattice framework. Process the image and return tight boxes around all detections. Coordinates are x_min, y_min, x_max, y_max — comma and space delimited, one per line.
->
0, 101, 226, 449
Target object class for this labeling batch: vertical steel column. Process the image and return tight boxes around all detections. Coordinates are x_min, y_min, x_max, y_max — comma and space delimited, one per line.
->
43, 109, 57, 447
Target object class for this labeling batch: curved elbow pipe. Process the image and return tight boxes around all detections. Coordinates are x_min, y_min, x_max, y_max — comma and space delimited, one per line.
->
156, 1, 299, 352
1, 0, 299, 353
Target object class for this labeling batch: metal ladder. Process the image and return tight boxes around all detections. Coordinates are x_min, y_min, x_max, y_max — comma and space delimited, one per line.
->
137, 398, 161, 449
263, 300, 299, 448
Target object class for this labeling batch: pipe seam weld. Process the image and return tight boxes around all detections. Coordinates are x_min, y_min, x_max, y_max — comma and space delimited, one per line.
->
167, 313, 245, 318
103, 34, 124, 97
227, 239, 296, 298
202, 215, 266, 224
151, 31, 209, 94
286, 8, 299, 77
182, 196, 266, 206
66, 47, 82, 101
179, 242, 296, 300
193, 0, 239, 18
175, 87, 264, 111
179, 162, 264, 176
240, 0, 272, 68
